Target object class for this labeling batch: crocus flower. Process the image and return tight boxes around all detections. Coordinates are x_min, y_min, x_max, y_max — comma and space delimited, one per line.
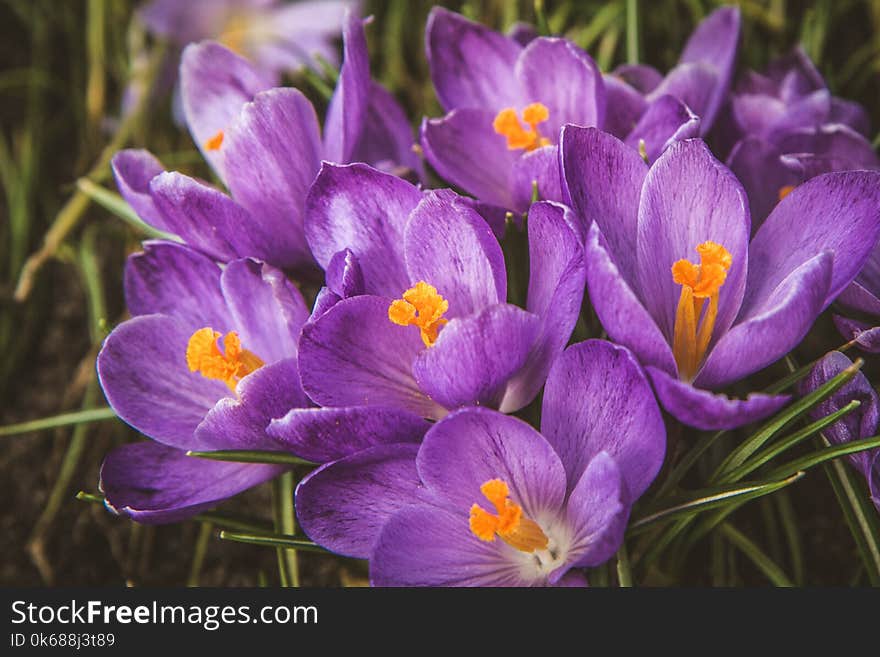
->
96, 241, 312, 523
295, 340, 666, 587
802, 351, 879, 512
834, 243, 880, 352
604, 6, 740, 143
112, 11, 421, 274
561, 125, 880, 430
285, 162, 585, 422
420, 7, 605, 211
139, 0, 354, 79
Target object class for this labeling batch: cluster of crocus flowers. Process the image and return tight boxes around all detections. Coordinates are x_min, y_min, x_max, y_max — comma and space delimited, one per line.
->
96, 3, 880, 586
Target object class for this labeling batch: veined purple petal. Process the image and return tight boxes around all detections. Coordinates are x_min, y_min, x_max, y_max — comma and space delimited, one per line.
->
510, 145, 563, 211
267, 405, 428, 464
222, 88, 322, 270
833, 317, 880, 353
180, 41, 274, 179
624, 95, 700, 163
124, 241, 228, 330
648, 366, 790, 431
220, 258, 308, 363
420, 110, 519, 210
515, 37, 605, 138
416, 407, 567, 519
194, 357, 310, 452
603, 75, 648, 140
726, 137, 800, 228
636, 139, 750, 349
111, 150, 168, 231
695, 252, 832, 388
404, 191, 506, 317
541, 341, 665, 500
298, 295, 445, 419
323, 10, 370, 163
101, 441, 283, 524
325, 248, 365, 299
565, 452, 627, 570
413, 304, 539, 410
501, 202, 585, 412
295, 443, 426, 559
370, 504, 526, 587
648, 62, 718, 134
97, 315, 228, 449
426, 7, 523, 111
305, 163, 419, 296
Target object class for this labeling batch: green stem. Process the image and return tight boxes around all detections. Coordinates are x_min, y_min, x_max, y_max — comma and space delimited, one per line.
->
272, 472, 300, 586
616, 543, 633, 587
219, 530, 327, 553
0, 407, 117, 436
719, 523, 794, 587
187, 522, 213, 587
625, 0, 639, 64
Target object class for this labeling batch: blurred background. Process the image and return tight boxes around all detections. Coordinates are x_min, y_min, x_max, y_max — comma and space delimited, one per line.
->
1, 0, 879, 586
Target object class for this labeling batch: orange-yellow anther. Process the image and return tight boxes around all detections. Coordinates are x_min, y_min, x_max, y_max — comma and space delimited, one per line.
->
204, 130, 225, 151
778, 185, 795, 202
186, 327, 265, 392
388, 281, 449, 347
493, 102, 552, 152
469, 479, 549, 553
218, 13, 249, 55
671, 241, 733, 381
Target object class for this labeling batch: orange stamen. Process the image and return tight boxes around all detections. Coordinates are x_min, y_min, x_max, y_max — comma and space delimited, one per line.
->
186, 327, 265, 392
204, 130, 225, 151
468, 479, 549, 553
493, 102, 552, 152
388, 281, 449, 347
671, 241, 733, 381
778, 185, 795, 202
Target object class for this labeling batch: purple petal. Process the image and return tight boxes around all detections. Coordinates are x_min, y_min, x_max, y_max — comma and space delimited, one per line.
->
194, 357, 310, 452
267, 405, 428, 463
777, 124, 880, 174
603, 75, 648, 140
421, 109, 519, 209
726, 137, 800, 228
297, 295, 445, 419
412, 304, 539, 410
101, 441, 283, 524
123, 241, 228, 330
295, 443, 426, 559
697, 252, 832, 388
426, 7, 522, 111
510, 145, 564, 210
648, 366, 791, 431
97, 314, 227, 449
624, 94, 700, 163
515, 37, 605, 137
560, 125, 647, 281
416, 407, 567, 518
404, 191, 506, 317
180, 41, 274, 179
541, 340, 665, 500
222, 88, 322, 270
304, 163, 419, 296
648, 62, 718, 134
565, 452, 627, 570
830, 98, 871, 137
111, 150, 168, 231
370, 504, 526, 587
636, 139, 750, 349
325, 248, 365, 299
323, 10, 370, 163
833, 316, 880, 353
219, 258, 308, 363
501, 202, 586, 412
613, 64, 663, 93
584, 222, 677, 374
836, 279, 880, 317
765, 90, 832, 142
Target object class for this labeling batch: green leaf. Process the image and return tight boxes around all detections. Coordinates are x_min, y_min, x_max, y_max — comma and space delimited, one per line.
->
218, 530, 328, 554
766, 435, 880, 480
186, 450, 316, 467
718, 523, 794, 587
0, 407, 118, 436
76, 178, 179, 241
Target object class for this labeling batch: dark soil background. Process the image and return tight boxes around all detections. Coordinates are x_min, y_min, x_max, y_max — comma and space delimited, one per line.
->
2, 0, 879, 586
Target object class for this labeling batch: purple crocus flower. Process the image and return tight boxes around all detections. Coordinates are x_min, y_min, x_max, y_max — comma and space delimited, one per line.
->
420, 7, 606, 212
604, 6, 740, 144
295, 340, 666, 587
281, 162, 585, 423
720, 47, 877, 226
139, 0, 354, 79
561, 125, 880, 430
802, 351, 879, 512
834, 244, 880, 353
112, 10, 421, 274
96, 241, 311, 523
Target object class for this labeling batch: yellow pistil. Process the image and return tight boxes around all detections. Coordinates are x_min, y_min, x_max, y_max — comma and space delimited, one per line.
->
204, 129, 224, 151
671, 241, 733, 381
469, 479, 549, 553
186, 327, 265, 392
388, 281, 449, 347
778, 185, 795, 202
493, 102, 552, 152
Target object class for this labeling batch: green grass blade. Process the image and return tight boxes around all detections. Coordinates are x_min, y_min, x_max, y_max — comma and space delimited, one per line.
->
76, 178, 179, 241
0, 407, 118, 436
186, 450, 316, 467
719, 523, 794, 587
218, 530, 328, 554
